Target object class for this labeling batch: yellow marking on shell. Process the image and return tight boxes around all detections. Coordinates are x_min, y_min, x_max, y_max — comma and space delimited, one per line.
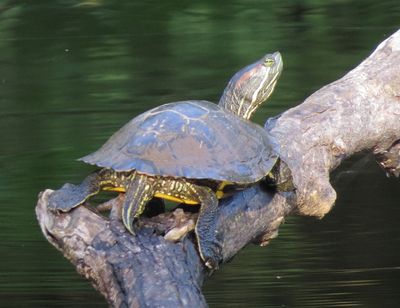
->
103, 186, 126, 193
215, 181, 233, 199
154, 193, 198, 205
217, 181, 231, 191
215, 190, 225, 199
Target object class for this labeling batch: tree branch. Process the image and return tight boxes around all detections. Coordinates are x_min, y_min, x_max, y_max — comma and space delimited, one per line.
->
36, 30, 400, 307
266, 31, 400, 217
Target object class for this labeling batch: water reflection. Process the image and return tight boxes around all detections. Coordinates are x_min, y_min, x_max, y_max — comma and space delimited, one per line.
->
0, 0, 399, 307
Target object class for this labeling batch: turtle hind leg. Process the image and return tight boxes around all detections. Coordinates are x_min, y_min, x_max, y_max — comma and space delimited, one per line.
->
48, 170, 104, 212
191, 185, 221, 269
153, 179, 222, 269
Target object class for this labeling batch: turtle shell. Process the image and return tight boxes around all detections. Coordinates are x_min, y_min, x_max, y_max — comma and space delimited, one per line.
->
80, 100, 277, 184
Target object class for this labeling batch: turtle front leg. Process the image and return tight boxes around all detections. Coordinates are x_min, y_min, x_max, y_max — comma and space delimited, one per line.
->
48, 170, 104, 212
48, 168, 127, 212
122, 175, 222, 269
122, 173, 156, 234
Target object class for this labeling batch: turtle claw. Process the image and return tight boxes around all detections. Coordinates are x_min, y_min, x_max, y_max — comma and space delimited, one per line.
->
205, 258, 220, 270
198, 239, 222, 270
48, 183, 87, 213
124, 220, 138, 236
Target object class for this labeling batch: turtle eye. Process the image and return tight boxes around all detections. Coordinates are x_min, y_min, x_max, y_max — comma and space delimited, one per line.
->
264, 58, 275, 66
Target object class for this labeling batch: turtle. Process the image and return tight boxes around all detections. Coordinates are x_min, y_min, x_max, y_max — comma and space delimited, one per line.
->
48, 51, 283, 269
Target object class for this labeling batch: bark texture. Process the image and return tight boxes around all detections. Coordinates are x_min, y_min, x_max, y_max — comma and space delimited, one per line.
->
266, 32, 400, 217
36, 30, 400, 307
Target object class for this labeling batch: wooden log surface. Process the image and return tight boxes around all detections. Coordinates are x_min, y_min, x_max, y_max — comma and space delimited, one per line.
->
36, 30, 400, 307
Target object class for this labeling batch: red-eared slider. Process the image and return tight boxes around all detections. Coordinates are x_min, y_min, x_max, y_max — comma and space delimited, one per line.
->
49, 52, 283, 269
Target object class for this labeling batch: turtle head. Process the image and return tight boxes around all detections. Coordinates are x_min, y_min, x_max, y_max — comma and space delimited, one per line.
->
218, 51, 283, 120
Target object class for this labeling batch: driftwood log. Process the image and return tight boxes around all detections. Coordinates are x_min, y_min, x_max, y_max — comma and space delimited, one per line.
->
36, 30, 400, 307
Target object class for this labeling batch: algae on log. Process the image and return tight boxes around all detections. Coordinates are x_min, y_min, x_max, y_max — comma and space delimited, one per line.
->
36, 30, 400, 307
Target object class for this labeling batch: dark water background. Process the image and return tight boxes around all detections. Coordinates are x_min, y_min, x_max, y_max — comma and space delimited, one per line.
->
0, 1, 399, 307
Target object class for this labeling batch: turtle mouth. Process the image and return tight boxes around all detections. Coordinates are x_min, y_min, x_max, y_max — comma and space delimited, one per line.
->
269, 52, 283, 78
272, 51, 283, 66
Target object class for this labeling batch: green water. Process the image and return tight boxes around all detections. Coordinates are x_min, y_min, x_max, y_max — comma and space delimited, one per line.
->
1, 1, 399, 307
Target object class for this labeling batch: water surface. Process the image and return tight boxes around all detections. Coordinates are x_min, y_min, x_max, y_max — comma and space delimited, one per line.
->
0, 1, 399, 307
